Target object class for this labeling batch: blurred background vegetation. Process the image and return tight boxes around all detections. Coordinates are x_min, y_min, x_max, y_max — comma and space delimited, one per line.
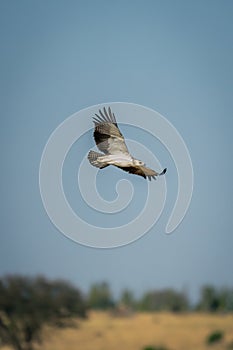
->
0, 275, 233, 350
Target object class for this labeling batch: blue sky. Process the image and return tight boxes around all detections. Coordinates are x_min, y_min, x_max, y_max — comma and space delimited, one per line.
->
1, 0, 233, 302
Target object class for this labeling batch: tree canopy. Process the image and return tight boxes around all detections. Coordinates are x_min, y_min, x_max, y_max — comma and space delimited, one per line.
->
0, 275, 87, 350
87, 282, 115, 310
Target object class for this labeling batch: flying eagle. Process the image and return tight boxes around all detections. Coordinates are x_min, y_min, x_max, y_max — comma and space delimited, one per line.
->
87, 107, 167, 181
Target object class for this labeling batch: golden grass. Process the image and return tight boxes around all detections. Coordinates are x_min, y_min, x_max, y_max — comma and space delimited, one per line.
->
2, 312, 233, 350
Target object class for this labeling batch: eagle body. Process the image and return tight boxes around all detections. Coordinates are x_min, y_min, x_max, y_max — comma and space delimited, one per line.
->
99, 154, 134, 167
88, 107, 167, 180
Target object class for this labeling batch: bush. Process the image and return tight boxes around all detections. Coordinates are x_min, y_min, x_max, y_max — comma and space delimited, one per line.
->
206, 330, 224, 345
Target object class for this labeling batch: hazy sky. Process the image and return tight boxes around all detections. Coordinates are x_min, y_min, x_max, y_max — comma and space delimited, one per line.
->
1, 0, 233, 302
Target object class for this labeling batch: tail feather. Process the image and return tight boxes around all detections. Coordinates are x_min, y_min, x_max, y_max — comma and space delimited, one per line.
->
88, 150, 109, 169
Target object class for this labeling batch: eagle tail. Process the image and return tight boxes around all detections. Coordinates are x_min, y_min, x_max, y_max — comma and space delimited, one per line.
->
88, 151, 109, 169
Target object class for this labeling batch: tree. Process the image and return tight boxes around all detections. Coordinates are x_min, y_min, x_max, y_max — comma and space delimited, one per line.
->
197, 285, 233, 312
138, 288, 189, 312
88, 282, 114, 310
197, 286, 219, 312
0, 275, 87, 350
120, 289, 135, 309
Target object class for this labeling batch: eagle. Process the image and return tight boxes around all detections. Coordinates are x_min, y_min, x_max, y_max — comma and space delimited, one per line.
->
87, 107, 167, 181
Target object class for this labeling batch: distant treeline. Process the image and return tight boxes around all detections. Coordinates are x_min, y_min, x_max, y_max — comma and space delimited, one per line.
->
0, 275, 233, 350
87, 281, 233, 313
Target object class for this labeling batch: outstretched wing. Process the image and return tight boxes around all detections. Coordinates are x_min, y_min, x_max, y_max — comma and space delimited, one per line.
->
93, 107, 130, 155
116, 165, 167, 181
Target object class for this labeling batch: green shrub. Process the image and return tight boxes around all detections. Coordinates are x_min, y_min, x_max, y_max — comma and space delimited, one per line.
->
206, 330, 224, 345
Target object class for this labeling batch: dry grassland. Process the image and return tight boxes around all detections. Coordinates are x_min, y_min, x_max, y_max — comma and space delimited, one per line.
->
2, 311, 233, 350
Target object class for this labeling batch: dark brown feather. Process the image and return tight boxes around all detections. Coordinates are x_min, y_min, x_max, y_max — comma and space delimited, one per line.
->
93, 107, 129, 155
114, 164, 166, 180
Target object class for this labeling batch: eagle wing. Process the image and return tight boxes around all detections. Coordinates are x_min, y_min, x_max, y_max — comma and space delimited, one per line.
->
93, 107, 130, 155
117, 165, 167, 181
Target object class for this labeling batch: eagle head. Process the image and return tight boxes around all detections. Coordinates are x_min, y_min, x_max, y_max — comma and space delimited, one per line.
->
133, 159, 145, 166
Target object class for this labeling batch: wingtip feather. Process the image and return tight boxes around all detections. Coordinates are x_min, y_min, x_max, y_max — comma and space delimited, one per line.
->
159, 168, 167, 176
92, 107, 117, 125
